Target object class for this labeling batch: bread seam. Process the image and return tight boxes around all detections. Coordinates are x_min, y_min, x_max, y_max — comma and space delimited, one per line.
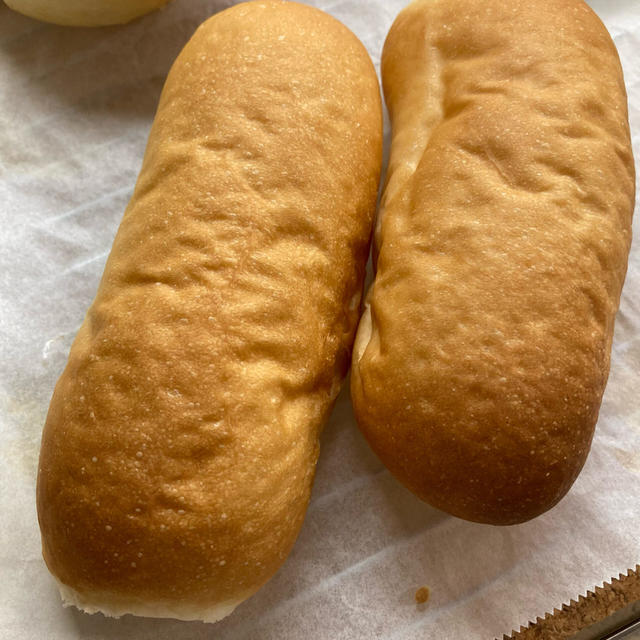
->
55, 578, 247, 622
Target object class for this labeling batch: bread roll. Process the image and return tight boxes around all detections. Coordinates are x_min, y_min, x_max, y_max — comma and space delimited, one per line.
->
4, 0, 170, 26
37, 0, 382, 621
351, 0, 634, 525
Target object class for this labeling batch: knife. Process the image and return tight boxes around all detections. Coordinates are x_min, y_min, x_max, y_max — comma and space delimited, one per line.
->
501, 566, 640, 640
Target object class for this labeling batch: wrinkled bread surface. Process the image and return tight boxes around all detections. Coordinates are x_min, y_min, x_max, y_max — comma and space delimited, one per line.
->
352, 0, 634, 525
37, 0, 382, 620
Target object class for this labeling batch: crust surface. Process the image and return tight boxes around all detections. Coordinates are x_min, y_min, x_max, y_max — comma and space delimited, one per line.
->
352, 0, 635, 524
37, 0, 382, 618
4, 0, 171, 26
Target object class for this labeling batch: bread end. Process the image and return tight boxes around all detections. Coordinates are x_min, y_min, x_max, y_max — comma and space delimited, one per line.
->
54, 577, 247, 623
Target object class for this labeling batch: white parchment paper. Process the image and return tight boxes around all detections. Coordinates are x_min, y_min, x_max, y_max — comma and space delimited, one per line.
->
1, 1, 639, 638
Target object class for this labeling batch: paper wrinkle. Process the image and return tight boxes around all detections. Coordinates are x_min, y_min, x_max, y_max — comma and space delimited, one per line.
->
0, 1, 638, 639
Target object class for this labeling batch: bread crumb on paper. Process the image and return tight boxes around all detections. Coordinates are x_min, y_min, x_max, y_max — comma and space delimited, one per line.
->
415, 586, 430, 604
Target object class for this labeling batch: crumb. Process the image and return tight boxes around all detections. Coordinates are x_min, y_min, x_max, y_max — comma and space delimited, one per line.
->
415, 586, 430, 604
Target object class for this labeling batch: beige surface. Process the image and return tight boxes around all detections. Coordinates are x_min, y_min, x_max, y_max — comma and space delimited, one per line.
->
36, 0, 382, 621
3, 0, 171, 26
352, 0, 635, 525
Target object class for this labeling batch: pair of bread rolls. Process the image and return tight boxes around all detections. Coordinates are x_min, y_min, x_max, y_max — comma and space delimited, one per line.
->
37, 0, 634, 624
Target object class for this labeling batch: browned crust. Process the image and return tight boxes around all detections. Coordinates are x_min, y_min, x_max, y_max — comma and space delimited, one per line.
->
36, 0, 382, 620
351, 0, 635, 525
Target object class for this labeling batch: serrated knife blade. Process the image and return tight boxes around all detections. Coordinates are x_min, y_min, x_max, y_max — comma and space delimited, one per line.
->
500, 566, 640, 640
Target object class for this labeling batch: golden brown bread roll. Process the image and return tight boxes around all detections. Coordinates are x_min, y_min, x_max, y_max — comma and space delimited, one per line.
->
36, 0, 382, 621
351, 0, 635, 525
3, 0, 171, 26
